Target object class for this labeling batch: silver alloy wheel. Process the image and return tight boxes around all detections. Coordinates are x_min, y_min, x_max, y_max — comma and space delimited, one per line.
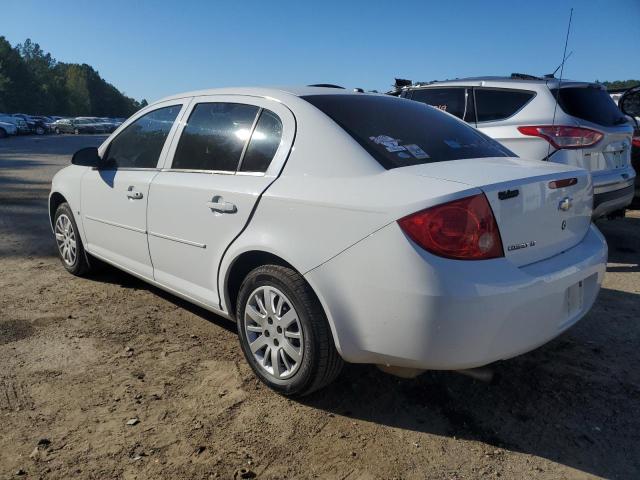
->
244, 286, 304, 380
55, 214, 77, 266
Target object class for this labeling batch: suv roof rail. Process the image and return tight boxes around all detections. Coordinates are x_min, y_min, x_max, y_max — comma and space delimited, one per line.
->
510, 73, 543, 80
307, 84, 345, 89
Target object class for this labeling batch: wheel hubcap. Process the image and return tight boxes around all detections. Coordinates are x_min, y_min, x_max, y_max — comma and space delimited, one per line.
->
55, 214, 77, 266
244, 286, 303, 380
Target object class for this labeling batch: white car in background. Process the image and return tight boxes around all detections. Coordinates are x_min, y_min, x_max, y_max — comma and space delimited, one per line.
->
0, 120, 18, 138
398, 76, 635, 219
49, 87, 607, 395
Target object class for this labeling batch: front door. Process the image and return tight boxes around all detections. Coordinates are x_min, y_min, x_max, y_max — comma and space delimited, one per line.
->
147, 96, 295, 309
81, 102, 186, 278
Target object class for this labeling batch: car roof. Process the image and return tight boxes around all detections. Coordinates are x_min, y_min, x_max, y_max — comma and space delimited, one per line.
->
153, 86, 376, 106
404, 76, 599, 90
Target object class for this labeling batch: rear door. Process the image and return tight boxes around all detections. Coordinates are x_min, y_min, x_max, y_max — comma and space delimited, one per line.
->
147, 95, 295, 309
81, 101, 186, 278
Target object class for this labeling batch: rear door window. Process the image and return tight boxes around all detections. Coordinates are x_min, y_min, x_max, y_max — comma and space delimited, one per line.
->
552, 86, 628, 127
302, 94, 512, 170
172, 103, 260, 171
104, 105, 180, 169
239, 109, 283, 173
409, 88, 467, 120
475, 88, 535, 122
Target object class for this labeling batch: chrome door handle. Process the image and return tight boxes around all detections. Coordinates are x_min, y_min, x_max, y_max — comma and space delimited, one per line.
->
206, 196, 236, 213
127, 186, 143, 200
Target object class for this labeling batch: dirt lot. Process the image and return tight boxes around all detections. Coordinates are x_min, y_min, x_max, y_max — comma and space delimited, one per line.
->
1, 134, 639, 480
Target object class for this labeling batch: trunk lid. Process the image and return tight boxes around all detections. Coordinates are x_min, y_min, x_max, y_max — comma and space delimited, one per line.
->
403, 157, 593, 266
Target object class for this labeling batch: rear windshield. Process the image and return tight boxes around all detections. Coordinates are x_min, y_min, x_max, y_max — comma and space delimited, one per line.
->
552, 86, 627, 127
302, 94, 512, 169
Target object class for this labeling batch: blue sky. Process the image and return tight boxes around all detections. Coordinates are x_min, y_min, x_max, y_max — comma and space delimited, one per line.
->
2, 0, 639, 102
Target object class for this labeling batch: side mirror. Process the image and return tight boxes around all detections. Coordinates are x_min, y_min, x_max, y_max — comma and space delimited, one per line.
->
71, 147, 101, 167
619, 86, 640, 121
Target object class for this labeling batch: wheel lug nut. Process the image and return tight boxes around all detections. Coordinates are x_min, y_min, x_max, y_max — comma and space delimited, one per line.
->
273, 339, 279, 346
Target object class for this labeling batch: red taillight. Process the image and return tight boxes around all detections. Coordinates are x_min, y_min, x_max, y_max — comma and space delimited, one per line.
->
398, 194, 504, 260
518, 125, 603, 149
632, 136, 640, 148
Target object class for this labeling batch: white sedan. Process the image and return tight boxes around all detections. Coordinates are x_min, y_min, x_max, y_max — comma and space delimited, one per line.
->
49, 87, 607, 395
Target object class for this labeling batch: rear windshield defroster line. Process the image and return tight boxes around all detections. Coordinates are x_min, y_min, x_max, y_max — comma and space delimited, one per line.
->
302, 94, 513, 170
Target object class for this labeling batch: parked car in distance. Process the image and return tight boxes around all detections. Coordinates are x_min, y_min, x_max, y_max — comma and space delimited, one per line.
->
618, 85, 640, 201
0, 113, 29, 134
52, 118, 109, 134
50, 87, 607, 395
12, 113, 50, 135
0, 120, 18, 137
396, 75, 635, 219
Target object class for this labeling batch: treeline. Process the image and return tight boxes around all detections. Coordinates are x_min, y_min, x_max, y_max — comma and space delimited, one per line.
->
0, 37, 147, 117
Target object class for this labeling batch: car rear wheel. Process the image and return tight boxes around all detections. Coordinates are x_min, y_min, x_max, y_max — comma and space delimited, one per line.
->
54, 203, 91, 276
55, 128, 60, 134
74, 128, 79, 135
0, 128, 6, 138
35, 126, 45, 135
236, 265, 343, 396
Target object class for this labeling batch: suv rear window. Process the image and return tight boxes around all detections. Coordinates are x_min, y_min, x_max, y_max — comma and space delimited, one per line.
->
475, 88, 535, 122
302, 95, 512, 169
552, 86, 628, 127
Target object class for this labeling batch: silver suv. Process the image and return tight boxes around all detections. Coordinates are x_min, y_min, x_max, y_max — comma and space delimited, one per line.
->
397, 76, 635, 218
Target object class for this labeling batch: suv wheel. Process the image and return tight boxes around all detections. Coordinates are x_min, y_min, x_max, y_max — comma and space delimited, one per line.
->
236, 265, 343, 396
35, 126, 45, 135
54, 203, 91, 276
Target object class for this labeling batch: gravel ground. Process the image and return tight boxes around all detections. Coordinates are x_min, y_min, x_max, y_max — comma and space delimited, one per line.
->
1, 134, 639, 480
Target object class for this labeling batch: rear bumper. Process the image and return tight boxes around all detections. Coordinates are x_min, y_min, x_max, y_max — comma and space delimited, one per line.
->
306, 223, 607, 370
592, 181, 635, 218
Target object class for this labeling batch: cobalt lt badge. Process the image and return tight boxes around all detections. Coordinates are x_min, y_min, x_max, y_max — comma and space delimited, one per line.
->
558, 197, 573, 211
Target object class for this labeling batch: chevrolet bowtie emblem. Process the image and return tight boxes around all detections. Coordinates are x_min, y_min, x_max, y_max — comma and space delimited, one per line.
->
558, 197, 573, 211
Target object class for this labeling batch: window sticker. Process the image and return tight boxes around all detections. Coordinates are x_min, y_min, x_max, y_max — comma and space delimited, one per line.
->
369, 135, 406, 152
404, 144, 430, 159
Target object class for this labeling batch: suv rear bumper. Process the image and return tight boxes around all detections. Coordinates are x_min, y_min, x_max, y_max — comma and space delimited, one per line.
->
592, 176, 635, 218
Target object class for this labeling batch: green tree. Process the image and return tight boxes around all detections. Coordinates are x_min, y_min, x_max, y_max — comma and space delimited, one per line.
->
0, 36, 145, 116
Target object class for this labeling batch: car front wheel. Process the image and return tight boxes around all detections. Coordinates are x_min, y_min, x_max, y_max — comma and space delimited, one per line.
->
236, 265, 343, 396
54, 203, 91, 276
74, 128, 79, 135
35, 126, 45, 135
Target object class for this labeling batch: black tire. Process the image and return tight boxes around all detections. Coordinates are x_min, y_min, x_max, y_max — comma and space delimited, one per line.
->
35, 126, 45, 135
236, 265, 343, 396
53, 202, 91, 276
0, 128, 6, 139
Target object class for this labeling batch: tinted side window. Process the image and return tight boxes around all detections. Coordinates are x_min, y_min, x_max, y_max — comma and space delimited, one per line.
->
410, 88, 466, 119
239, 110, 283, 172
105, 106, 180, 168
172, 103, 259, 171
475, 89, 534, 122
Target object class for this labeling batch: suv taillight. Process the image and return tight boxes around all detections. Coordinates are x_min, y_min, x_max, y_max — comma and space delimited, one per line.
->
398, 194, 504, 260
518, 125, 603, 149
